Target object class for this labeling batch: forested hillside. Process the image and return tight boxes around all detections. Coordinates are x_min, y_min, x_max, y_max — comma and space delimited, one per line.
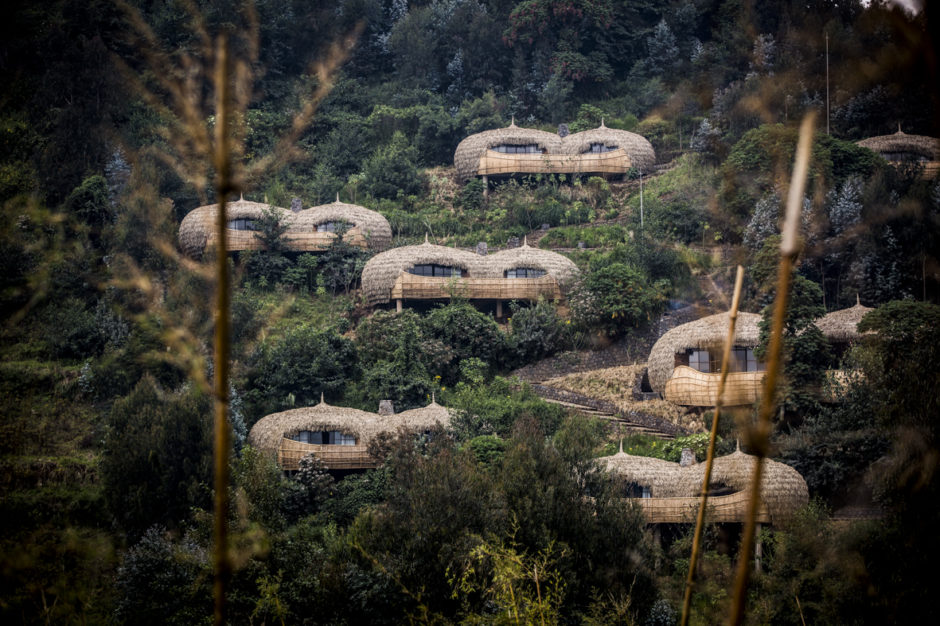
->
1, 1, 938, 624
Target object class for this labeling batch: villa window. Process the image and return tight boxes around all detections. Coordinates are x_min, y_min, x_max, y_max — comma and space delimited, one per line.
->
493, 144, 542, 154
731, 347, 764, 372
624, 482, 652, 498
293, 430, 356, 446
588, 143, 617, 153
689, 349, 711, 373
504, 267, 546, 279
316, 221, 351, 233
226, 218, 257, 231
407, 264, 463, 278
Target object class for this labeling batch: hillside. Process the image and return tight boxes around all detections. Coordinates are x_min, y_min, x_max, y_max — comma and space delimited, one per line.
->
1, 1, 939, 624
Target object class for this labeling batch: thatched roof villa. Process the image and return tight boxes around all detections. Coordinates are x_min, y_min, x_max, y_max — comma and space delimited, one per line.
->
814, 297, 873, 346
360, 237, 579, 316
598, 443, 809, 525
247, 397, 452, 471
646, 312, 765, 407
454, 120, 656, 183
856, 128, 939, 178
178, 196, 392, 258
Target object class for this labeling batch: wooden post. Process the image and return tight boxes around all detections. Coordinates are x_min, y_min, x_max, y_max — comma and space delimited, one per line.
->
482, 175, 489, 199
496, 300, 503, 318
396, 299, 403, 313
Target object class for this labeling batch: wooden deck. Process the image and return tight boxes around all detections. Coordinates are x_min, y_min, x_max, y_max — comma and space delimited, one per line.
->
390, 272, 562, 301
477, 148, 631, 177
632, 490, 771, 524
278, 437, 378, 471
664, 366, 763, 407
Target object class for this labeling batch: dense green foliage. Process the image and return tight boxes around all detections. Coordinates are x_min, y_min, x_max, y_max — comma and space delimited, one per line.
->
2, 1, 939, 623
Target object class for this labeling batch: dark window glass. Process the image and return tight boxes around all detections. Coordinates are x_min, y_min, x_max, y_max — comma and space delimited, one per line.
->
226, 218, 257, 231
588, 143, 617, 153
505, 267, 546, 279
407, 264, 460, 277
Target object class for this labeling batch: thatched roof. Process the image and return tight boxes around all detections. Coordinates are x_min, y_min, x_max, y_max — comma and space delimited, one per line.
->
482, 240, 580, 289
297, 199, 392, 251
599, 449, 690, 497
394, 399, 452, 431
814, 298, 873, 343
359, 238, 580, 305
856, 130, 940, 160
647, 312, 762, 393
564, 123, 657, 172
248, 398, 453, 458
178, 199, 290, 258
454, 120, 563, 182
599, 445, 809, 524
247, 398, 380, 455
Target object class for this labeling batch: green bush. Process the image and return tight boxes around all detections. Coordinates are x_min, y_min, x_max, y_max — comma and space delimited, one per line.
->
507, 299, 570, 365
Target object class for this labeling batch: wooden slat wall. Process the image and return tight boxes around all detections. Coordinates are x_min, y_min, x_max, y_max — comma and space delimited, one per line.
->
477, 149, 631, 176
632, 491, 771, 524
664, 366, 764, 407
391, 273, 562, 301
277, 438, 378, 471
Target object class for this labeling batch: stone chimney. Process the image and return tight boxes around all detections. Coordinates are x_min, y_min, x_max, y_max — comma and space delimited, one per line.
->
476, 241, 488, 256
680, 448, 697, 467
290, 197, 302, 213
378, 400, 394, 416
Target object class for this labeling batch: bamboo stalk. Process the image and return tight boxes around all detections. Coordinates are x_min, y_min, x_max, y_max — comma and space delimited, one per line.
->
680, 265, 745, 626
727, 112, 816, 626
212, 35, 235, 626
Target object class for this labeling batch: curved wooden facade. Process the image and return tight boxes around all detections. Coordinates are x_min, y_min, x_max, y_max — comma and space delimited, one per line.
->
277, 438, 377, 471
663, 366, 764, 407
476, 148, 631, 178
390, 272, 562, 302
632, 490, 771, 524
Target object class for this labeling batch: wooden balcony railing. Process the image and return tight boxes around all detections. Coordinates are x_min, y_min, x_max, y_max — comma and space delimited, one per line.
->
477, 148, 631, 177
664, 366, 764, 407
391, 272, 561, 301
277, 437, 378, 471
631, 490, 771, 524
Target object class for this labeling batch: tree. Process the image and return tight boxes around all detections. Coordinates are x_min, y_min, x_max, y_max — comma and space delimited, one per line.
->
569, 262, 665, 337
422, 301, 508, 383
100, 376, 213, 536
242, 325, 360, 423
361, 131, 424, 200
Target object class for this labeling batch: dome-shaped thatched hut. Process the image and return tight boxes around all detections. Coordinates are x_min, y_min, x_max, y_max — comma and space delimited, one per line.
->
598, 445, 808, 525
360, 238, 579, 314
294, 199, 393, 251
248, 397, 452, 471
563, 122, 657, 172
647, 312, 764, 407
454, 120, 655, 183
856, 129, 939, 178
178, 196, 392, 258
454, 120, 563, 182
179, 199, 292, 258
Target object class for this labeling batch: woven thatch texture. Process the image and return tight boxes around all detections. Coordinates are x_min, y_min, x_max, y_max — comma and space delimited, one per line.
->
453, 122, 564, 182
684, 449, 809, 524
815, 302, 873, 343
178, 199, 291, 258
483, 242, 580, 292
360, 241, 482, 305
647, 312, 762, 393
297, 200, 392, 251
393, 400, 452, 431
247, 400, 381, 455
856, 130, 940, 160
599, 448, 809, 524
563, 124, 657, 172
599, 451, 690, 497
